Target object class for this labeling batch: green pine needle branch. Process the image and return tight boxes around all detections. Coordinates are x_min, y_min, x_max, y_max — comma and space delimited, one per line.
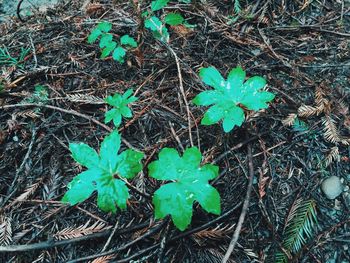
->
269, 199, 318, 263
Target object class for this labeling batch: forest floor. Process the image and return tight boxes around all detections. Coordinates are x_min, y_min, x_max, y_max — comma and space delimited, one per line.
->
0, 1, 350, 262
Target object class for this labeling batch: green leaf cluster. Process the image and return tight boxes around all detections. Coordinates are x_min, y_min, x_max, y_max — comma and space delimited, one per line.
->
22, 84, 49, 104
62, 130, 144, 213
193, 66, 275, 132
145, 0, 191, 43
148, 147, 221, 230
105, 89, 138, 127
87, 22, 138, 63
63, 133, 221, 230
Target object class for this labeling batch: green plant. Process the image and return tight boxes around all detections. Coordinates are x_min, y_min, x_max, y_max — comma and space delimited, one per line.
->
292, 117, 308, 132
234, 0, 242, 14
270, 199, 318, 263
148, 147, 221, 231
22, 84, 49, 104
0, 46, 30, 69
144, 0, 193, 43
283, 199, 317, 253
192, 66, 275, 132
62, 130, 144, 213
104, 89, 138, 127
87, 22, 138, 63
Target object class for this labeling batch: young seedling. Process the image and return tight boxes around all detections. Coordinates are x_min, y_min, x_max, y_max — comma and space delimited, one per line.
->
22, 84, 49, 104
104, 89, 138, 128
144, 0, 192, 43
62, 130, 144, 213
148, 147, 221, 231
87, 22, 138, 63
193, 66, 275, 132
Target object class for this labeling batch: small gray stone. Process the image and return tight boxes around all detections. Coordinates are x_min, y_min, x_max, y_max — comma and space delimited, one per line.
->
321, 176, 344, 199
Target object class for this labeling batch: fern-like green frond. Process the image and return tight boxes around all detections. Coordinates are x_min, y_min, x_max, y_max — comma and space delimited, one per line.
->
265, 248, 290, 263
274, 251, 289, 263
282, 199, 317, 253
234, 0, 242, 14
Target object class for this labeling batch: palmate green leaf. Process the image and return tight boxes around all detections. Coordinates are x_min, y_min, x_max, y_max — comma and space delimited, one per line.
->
120, 35, 138, 48
193, 66, 275, 132
62, 130, 144, 213
149, 147, 221, 231
164, 13, 185, 26
104, 89, 138, 128
151, 0, 170, 11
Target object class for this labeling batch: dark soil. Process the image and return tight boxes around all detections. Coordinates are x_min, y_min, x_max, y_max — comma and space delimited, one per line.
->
0, 0, 350, 262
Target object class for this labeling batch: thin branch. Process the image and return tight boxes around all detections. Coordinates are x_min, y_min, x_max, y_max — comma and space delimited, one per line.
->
166, 45, 194, 147
222, 143, 255, 262
0, 103, 137, 150
68, 221, 166, 263
0, 221, 151, 253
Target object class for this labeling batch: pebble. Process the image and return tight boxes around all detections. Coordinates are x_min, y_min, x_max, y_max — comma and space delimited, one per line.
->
321, 176, 344, 199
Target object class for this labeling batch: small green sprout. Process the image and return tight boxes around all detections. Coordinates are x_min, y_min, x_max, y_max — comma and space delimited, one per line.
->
193, 66, 275, 132
149, 147, 221, 231
22, 84, 49, 104
145, 0, 191, 43
87, 22, 138, 63
104, 89, 138, 127
62, 130, 144, 213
